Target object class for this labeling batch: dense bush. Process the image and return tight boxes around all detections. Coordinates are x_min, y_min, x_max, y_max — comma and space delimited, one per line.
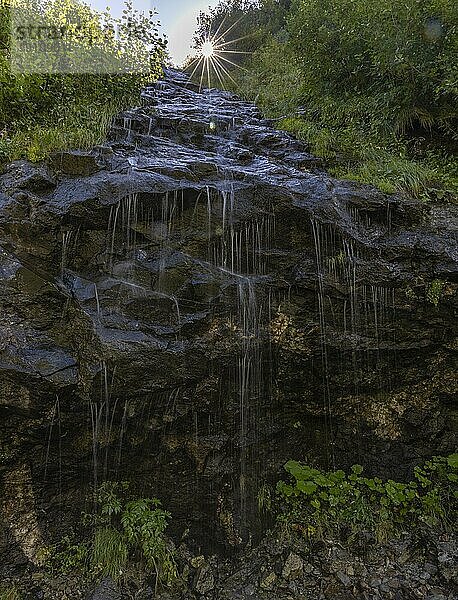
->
191, 0, 457, 200
44, 482, 176, 586
0, 0, 166, 163
275, 454, 458, 542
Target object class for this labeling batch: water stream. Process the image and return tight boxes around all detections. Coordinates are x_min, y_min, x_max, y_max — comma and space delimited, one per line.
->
1, 69, 455, 566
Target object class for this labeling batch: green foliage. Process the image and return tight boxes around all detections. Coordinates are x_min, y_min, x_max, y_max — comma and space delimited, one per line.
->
281, 116, 458, 199
197, 0, 457, 201
121, 499, 176, 585
287, 0, 457, 134
0, 586, 21, 600
0, 101, 127, 163
91, 481, 176, 585
426, 279, 445, 306
46, 482, 176, 587
96, 480, 130, 517
257, 482, 273, 514
92, 527, 128, 580
42, 534, 89, 575
276, 455, 458, 542
0, 0, 166, 164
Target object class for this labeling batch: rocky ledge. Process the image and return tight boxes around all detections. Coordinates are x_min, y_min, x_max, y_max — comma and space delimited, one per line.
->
0, 69, 457, 594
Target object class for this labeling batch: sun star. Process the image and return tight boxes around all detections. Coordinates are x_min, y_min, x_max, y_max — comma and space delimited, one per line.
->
201, 40, 215, 58
188, 16, 252, 91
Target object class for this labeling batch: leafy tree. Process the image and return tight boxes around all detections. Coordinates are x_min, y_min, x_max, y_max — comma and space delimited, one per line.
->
287, 0, 458, 136
192, 0, 457, 199
0, 0, 166, 162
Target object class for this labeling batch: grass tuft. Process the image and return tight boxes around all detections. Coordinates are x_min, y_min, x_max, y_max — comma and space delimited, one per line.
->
278, 116, 457, 201
0, 586, 22, 600
0, 98, 135, 166
92, 527, 128, 580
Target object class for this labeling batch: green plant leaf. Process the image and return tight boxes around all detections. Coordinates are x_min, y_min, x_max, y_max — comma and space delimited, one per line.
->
297, 480, 318, 495
447, 454, 458, 469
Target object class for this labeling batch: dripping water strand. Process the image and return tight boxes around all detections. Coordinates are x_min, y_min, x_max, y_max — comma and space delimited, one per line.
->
311, 219, 336, 469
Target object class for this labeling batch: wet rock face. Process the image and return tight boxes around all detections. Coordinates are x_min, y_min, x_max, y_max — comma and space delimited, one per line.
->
0, 69, 457, 569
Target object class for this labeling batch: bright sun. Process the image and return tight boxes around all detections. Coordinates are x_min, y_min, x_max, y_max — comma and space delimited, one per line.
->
201, 41, 215, 58
188, 18, 252, 91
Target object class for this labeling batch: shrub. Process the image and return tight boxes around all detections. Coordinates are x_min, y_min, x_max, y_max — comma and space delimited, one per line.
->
287, 0, 457, 137
276, 454, 458, 542
0, 587, 21, 600
91, 481, 176, 585
122, 499, 176, 585
0, 0, 166, 163
45, 482, 176, 587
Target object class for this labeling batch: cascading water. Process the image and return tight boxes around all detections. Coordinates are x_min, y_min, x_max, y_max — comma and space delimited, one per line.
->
60, 228, 79, 277
3, 69, 455, 580
311, 219, 336, 467
310, 214, 399, 466
235, 276, 263, 537
95, 170, 276, 541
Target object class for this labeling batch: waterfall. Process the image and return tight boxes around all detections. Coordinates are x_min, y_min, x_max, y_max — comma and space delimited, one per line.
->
311, 219, 336, 467
88, 360, 119, 491
60, 228, 79, 277
236, 277, 263, 537
311, 217, 398, 464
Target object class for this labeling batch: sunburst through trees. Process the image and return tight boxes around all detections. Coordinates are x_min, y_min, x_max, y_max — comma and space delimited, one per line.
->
186, 15, 252, 90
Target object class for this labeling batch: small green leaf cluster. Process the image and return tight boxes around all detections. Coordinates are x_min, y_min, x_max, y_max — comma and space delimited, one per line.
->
121, 498, 176, 584
41, 534, 89, 575
91, 482, 176, 585
426, 279, 445, 307
277, 454, 458, 541
45, 482, 176, 586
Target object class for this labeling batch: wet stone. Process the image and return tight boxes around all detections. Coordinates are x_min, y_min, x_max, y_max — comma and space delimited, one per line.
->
282, 552, 303, 580
86, 577, 121, 600
336, 571, 351, 587
427, 589, 447, 600
48, 151, 101, 176
195, 564, 215, 594
260, 572, 277, 590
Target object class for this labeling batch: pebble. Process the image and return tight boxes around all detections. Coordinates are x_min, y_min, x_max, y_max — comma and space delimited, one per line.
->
424, 563, 438, 575
336, 571, 351, 587
260, 572, 277, 591
282, 552, 304, 580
